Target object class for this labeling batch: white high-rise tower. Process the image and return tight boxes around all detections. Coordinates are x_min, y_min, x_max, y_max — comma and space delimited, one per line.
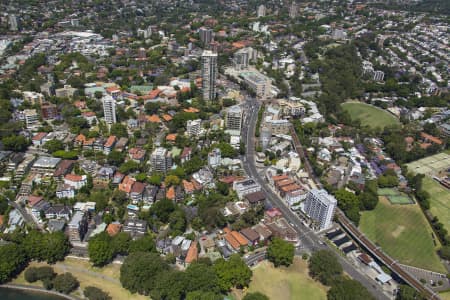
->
102, 95, 117, 124
201, 50, 218, 101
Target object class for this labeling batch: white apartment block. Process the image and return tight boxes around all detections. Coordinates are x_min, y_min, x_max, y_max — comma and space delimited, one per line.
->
102, 95, 117, 124
186, 119, 202, 137
233, 178, 262, 200
303, 189, 337, 230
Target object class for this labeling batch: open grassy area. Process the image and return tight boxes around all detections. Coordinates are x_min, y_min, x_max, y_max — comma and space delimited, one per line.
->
406, 153, 450, 177
440, 290, 450, 300
359, 197, 446, 273
13, 258, 147, 300
378, 188, 412, 204
341, 102, 400, 129
239, 258, 327, 300
423, 177, 450, 231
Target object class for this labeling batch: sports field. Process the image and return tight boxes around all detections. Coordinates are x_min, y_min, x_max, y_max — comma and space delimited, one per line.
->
406, 153, 450, 177
378, 188, 413, 204
359, 197, 446, 273
243, 259, 327, 300
341, 102, 400, 129
423, 177, 450, 232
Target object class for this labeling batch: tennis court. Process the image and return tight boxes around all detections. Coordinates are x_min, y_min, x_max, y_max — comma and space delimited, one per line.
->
406, 153, 450, 176
378, 188, 413, 204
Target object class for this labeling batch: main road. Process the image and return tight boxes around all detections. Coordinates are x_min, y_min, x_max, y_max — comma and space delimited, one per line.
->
241, 98, 390, 300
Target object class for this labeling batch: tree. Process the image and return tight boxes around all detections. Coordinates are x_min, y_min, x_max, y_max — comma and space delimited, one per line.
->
120, 252, 169, 295
327, 278, 374, 300
243, 292, 270, 300
128, 235, 156, 253
186, 291, 222, 300
151, 199, 176, 223
22, 231, 70, 263
53, 273, 79, 294
44, 140, 65, 153
184, 262, 220, 294
112, 190, 128, 206
309, 250, 343, 285
88, 232, 115, 267
84, 286, 111, 300
214, 254, 252, 291
267, 237, 295, 267
25, 266, 55, 283
150, 270, 187, 300
2, 135, 30, 152
439, 245, 450, 260
112, 232, 131, 255
107, 150, 125, 166
396, 284, 425, 300
0, 243, 27, 283
164, 175, 180, 186
110, 123, 128, 138
24, 267, 39, 283
119, 160, 140, 174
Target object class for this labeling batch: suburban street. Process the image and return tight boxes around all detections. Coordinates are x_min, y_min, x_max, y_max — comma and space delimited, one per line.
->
241, 97, 390, 300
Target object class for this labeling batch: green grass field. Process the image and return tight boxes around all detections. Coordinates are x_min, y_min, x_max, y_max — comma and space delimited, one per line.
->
242, 259, 327, 300
359, 197, 446, 273
423, 177, 450, 232
341, 102, 400, 129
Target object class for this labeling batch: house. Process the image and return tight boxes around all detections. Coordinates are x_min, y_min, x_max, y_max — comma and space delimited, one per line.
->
224, 231, 241, 251
244, 191, 266, 207
64, 174, 87, 190
185, 242, 198, 265
130, 182, 146, 203
143, 185, 158, 204
231, 231, 250, 247
56, 183, 75, 199
129, 147, 146, 163
180, 147, 192, 163
53, 160, 75, 181
253, 224, 272, 242
265, 208, 283, 223
240, 227, 260, 246
233, 178, 262, 200
119, 176, 136, 194
123, 219, 147, 239
106, 223, 122, 236
103, 136, 117, 154
45, 204, 71, 220
32, 132, 48, 147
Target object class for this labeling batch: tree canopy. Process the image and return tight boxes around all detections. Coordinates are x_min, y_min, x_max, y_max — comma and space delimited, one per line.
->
267, 237, 295, 267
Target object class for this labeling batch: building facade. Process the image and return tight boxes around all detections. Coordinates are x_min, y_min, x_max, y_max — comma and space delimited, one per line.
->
303, 189, 337, 230
201, 50, 218, 101
102, 95, 117, 124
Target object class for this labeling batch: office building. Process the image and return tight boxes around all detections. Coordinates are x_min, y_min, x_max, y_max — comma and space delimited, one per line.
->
199, 27, 213, 45
226, 105, 243, 131
187, 119, 202, 137
151, 147, 172, 173
303, 189, 337, 230
201, 50, 218, 101
102, 95, 117, 124
257, 5, 266, 18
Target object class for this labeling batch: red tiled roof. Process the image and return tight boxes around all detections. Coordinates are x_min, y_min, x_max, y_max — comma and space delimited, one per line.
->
106, 223, 122, 236
28, 195, 43, 207
162, 114, 173, 122
166, 133, 177, 142
230, 231, 248, 246
225, 232, 240, 250
421, 132, 443, 145
147, 114, 161, 123
166, 186, 175, 200
65, 174, 83, 182
185, 242, 198, 264
131, 181, 145, 194
148, 89, 161, 99
119, 176, 135, 193
104, 136, 117, 148
32, 132, 47, 141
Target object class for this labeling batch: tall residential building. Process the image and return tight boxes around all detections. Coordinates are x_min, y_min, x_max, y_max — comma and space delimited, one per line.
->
208, 148, 221, 168
186, 119, 202, 137
226, 105, 243, 131
24, 109, 39, 129
199, 27, 213, 45
151, 147, 172, 173
67, 210, 89, 242
233, 49, 249, 71
289, 2, 299, 19
303, 189, 337, 230
201, 50, 218, 101
9, 14, 19, 31
257, 5, 266, 18
102, 95, 117, 124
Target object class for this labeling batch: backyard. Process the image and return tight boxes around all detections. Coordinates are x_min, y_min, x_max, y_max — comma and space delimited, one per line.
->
341, 102, 400, 129
359, 197, 446, 273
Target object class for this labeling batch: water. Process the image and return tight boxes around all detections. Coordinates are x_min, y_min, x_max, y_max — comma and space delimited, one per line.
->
0, 287, 67, 300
